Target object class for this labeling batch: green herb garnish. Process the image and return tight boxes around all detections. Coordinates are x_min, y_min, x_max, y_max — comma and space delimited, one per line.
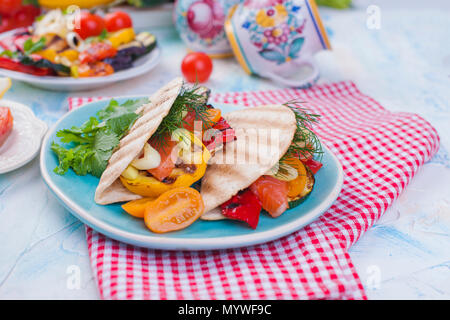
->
85, 29, 109, 44
280, 100, 323, 163
0, 50, 18, 58
51, 98, 149, 177
151, 85, 212, 150
23, 37, 46, 55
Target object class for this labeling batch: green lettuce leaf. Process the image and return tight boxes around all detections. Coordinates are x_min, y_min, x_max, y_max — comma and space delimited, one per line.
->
51, 98, 148, 177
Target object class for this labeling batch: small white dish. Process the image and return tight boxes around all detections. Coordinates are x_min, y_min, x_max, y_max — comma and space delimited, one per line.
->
0, 30, 162, 92
0, 100, 47, 174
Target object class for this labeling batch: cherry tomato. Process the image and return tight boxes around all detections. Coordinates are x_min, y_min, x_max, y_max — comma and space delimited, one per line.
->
13, 5, 41, 29
74, 11, 105, 40
122, 198, 156, 218
104, 11, 132, 32
181, 52, 213, 83
0, 15, 14, 33
0, 0, 22, 16
144, 187, 204, 233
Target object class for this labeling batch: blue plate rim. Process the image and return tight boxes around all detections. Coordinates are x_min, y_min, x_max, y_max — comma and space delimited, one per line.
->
39, 98, 344, 251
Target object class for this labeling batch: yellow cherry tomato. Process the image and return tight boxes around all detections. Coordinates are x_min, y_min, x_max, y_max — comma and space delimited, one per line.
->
122, 198, 156, 218
144, 187, 204, 233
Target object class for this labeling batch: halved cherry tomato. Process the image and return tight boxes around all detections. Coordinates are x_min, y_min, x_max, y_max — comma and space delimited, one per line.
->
181, 52, 213, 83
74, 11, 105, 40
147, 138, 177, 182
284, 158, 307, 198
144, 187, 204, 233
105, 11, 132, 32
122, 198, 155, 218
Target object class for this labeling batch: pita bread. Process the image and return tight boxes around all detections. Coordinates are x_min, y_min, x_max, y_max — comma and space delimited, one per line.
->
200, 104, 297, 219
94, 77, 183, 205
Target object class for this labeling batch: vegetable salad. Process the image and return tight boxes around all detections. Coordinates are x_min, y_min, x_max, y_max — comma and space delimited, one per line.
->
0, 9, 157, 78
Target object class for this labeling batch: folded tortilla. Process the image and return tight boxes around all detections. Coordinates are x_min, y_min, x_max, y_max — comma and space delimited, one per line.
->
94, 77, 183, 205
200, 104, 297, 220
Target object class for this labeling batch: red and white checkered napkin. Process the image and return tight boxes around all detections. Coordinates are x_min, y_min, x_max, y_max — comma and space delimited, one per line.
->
69, 81, 440, 300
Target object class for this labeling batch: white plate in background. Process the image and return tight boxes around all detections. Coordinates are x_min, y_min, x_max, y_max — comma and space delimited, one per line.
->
0, 100, 47, 173
0, 30, 162, 92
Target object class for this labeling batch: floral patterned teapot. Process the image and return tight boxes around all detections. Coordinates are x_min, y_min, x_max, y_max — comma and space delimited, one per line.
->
173, 0, 241, 58
224, 0, 331, 87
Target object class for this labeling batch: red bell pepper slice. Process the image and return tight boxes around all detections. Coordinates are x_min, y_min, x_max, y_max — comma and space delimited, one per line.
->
302, 158, 323, 175
0, 57, 53, 76
220, 189, 262, 229
78, 42, 117, 64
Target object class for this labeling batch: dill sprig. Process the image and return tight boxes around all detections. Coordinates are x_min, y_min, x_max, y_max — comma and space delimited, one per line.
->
280, 100, 323, 163
151, 84, 213, 150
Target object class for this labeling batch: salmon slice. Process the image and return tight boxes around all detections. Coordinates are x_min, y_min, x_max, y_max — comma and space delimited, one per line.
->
250, 175, 289, 218
147, 138, 177, 181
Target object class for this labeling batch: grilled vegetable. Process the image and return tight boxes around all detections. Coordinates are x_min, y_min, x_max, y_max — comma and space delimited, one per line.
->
0, 56, 53, 76
288, 167, 315, 209
127, 0, 167, 8
19, 55, 70, 75
38, 0, 115, 9
108, 28, 135, 48
103, 31, 156, 72
135, 32, 157, 53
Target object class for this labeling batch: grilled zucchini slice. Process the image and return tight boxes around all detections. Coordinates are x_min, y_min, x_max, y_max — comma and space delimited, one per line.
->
135, 32, 157, 53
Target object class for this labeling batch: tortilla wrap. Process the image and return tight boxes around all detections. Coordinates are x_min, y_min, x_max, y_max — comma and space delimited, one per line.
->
94, 77, 183, 205
200, 104, 297, 220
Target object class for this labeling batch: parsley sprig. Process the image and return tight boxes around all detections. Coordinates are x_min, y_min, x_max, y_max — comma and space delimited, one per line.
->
1, 37, 46, 59
280, 100, 323, 163
51, 98, 148, 177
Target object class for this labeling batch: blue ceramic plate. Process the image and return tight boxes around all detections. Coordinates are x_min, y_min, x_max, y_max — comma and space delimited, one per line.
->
40, 98, 343, 250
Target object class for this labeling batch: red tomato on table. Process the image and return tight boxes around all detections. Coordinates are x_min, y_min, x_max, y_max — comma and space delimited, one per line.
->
0, 107, 13, 147
0, 0, 22, 16
105, 11, 132, 32
181, 52, 213, 83
74, 11, 106, 40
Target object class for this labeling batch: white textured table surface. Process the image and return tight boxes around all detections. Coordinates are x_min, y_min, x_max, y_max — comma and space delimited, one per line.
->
0, 0, 449, 299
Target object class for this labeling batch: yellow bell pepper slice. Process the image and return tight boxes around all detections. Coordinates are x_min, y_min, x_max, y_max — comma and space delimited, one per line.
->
35, 49, 57, 63
108, 28, 135, 49
59, 49, 79, 62
120, 134, 210, 198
